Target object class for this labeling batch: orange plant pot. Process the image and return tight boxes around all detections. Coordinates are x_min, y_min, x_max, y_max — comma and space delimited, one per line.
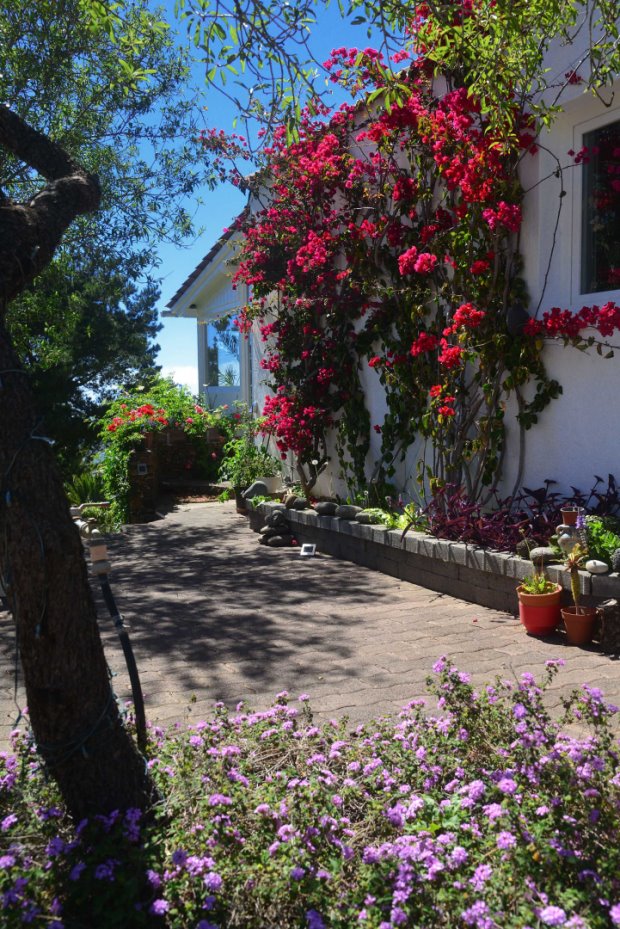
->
561, 606, 597, 645
517, 584, 562, 636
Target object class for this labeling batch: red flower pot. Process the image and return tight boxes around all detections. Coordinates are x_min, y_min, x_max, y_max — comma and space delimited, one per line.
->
517, 584, 562, 636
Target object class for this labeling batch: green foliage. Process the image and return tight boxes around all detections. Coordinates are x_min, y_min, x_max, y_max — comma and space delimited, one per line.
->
6, 254, 161, 475
0, 0, 213, 272
64, 470, 108, 506
585, 516, 620, 567
218, 437, 282, 491
3, 662, 620, 927
248, 494, 271, 508
99, 376, 232, 524
520, 573, 559, 595
217, 403, 282, 491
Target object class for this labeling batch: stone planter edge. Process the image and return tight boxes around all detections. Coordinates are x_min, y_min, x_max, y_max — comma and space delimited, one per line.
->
248, 503, 619, 614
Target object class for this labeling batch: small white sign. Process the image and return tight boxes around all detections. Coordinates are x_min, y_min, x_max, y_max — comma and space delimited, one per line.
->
300, 543, 316, 558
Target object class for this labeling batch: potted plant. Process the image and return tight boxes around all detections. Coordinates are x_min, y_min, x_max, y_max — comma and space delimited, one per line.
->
560, 506, 580, 527
562, 543, 597, 645
517, 570, 562, 636
218, 436, 282, 513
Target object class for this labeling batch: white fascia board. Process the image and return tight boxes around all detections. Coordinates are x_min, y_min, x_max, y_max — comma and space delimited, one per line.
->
164, 229, 244, 321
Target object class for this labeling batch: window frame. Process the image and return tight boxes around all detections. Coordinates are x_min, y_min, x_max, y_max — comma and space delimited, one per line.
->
572, 105, 620, 304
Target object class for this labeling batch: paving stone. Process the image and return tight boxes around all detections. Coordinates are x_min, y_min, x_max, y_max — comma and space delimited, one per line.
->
3, 500, 619, 747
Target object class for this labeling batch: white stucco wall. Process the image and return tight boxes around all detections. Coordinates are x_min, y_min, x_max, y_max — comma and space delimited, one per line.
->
499, 76, 620, 499
248, 76, 620, 502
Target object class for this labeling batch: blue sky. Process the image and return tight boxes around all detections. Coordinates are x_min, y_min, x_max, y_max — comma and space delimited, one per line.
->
154, 0, 390, 394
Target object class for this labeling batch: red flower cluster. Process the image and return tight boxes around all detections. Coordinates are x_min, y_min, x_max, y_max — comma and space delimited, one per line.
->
230, 33, 534, 484
106, 404, 169, 433
438, 341, 463, 369
524, 302, 620, 340
262, 392, 332, 458
428, 383, 456, 418
410, 332, 439, 357
444, 303, 486, 335
398, 246, 419, 275
482, 201, 522, 233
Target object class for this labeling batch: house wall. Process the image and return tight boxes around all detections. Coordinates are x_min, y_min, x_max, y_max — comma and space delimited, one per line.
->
499, 81, 620, 500
248, 74, 620, 502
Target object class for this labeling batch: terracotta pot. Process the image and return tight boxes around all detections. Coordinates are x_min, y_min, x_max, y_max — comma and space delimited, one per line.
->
560, 508, 579, 527
561, 606, 597, 645
516, 584, 562, 636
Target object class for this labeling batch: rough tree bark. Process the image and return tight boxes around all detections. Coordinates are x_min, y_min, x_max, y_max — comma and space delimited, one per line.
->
0, 105, 155, 819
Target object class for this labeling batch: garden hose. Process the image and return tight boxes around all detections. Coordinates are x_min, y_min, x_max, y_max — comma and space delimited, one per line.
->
73, 509, 147, 753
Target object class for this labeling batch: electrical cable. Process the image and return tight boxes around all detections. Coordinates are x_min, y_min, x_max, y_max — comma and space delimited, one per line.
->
97, 574, 147, 753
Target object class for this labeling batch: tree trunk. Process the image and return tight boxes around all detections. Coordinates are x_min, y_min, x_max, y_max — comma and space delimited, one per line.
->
0, 104, 155, 818
0, 323, 156, 819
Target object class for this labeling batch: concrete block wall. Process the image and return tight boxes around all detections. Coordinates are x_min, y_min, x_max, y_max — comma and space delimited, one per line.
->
249, 504, 620, 614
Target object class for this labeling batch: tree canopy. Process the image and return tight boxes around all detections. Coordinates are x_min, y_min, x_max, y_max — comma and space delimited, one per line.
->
178, 0, 620, 149
1, 0, 212, 270
6, 254, 161, 473
0, 0, 217, 469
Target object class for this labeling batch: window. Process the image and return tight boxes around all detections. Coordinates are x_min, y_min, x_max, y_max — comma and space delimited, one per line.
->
581, 118, 620, 294
205, 316, 241, 387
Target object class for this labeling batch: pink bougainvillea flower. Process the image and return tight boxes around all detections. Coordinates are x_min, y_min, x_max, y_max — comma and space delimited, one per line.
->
438, 340, 463, 369
413, 252, 438, 274
410, 332, 439, 357
397, 246, 419, 275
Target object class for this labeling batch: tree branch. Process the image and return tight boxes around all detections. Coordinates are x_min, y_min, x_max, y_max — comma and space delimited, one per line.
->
0, 105, 101, 306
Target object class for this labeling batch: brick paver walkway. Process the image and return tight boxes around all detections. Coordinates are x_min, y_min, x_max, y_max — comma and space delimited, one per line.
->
1, 501, 619, 744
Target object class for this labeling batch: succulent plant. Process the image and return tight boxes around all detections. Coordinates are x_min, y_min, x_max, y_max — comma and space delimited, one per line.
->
564, 543, 588, 611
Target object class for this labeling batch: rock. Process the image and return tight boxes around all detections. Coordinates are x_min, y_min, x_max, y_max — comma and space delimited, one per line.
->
516, 538, 535, 559
528, 546, 560, 566
314, 501, 338, 516
265, 534, 293, 547
585, 559, 609, 574
597, 599, 620, 654
259, 526, 284, 539
335, 505, 362, 520
266, 510, 289, 529
612, 548, 620, 573
284, 493, 307, 509
243, 480, 269, 499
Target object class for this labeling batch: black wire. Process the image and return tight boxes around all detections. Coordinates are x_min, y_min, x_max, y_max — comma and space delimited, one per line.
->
98, 575, 147, 753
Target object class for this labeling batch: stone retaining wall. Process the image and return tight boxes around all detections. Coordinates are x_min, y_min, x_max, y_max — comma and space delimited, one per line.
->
249, 503, 620, 614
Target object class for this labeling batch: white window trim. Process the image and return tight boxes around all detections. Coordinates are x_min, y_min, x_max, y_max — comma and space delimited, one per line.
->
571, 104, 620, 305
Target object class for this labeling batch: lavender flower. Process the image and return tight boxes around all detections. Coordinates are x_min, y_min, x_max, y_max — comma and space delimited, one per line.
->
539, 905, 567, 926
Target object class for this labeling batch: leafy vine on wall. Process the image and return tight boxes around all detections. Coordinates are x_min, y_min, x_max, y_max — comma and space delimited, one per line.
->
223, 5, 620, 502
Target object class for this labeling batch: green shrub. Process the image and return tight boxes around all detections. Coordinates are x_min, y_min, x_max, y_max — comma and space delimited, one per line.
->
2, 661, 620, 928
64, 470, 107, 506
585, 516, 620, 567
98, 376, 233, 523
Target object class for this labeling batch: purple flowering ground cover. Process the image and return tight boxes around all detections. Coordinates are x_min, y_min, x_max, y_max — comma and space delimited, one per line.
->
2, 660, 620, 928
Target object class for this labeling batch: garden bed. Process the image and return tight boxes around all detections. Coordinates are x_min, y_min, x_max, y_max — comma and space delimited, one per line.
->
249, 502, 620, 615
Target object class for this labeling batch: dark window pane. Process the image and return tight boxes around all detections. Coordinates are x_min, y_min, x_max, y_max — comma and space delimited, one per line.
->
581, 119, 620, 294
206, 316, 240, 386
